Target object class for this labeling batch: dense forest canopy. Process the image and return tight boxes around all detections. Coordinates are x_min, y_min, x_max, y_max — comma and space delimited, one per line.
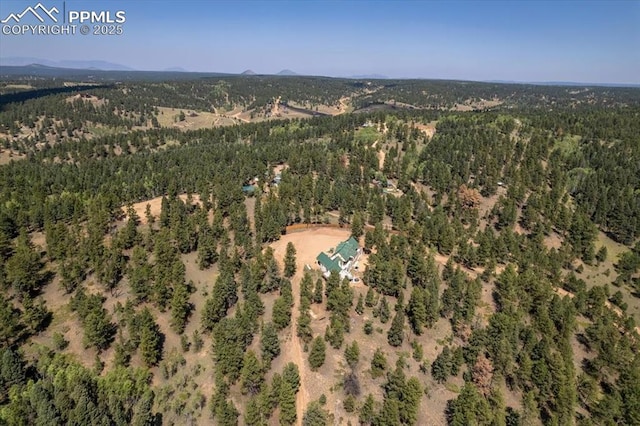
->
0, 73, 638, 425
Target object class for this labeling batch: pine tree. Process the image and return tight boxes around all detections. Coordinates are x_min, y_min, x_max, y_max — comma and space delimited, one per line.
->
197, 223, 218, 269
297, 309, 313, 344
365, 286, 376, 307
272, 296, 292, 330
309, 337, 326, 371
21, 296, 50, 334
371, 348, 387, 378
261, 247, 282, 293
215, 400, 239, 426
82, 305, 114, 351
325, 316, 345, 349
4, 231, 43, 298
313, 279, 323, 304
402, 377, 422, 425
131, 389, 155, 426
152, 229, 178, 309
241, 350, 264, 395
192, 329, 204, 352
260, 322, 281, 365
0, 229, 13, 263
431, 346, 452, 383
202, 267, 237, 331
121, 204, 141, 249
406, 287, 427, 335
344, 341, 360, 369
144, 203, 154, 228
446, 383, 492, 425
61, 253, 88, 293
378, 297, 390, 323
0, 348, 26, 392
245, 397, 266, 426
351, 211, 364, 239
282, 362, 300, 394
170, 280, 192, 334
595, 246, 608, 263
138, 308, 163, 367
359, 394, 376, 425
302, 401, 328, 426
284, 242, 297, 278
378, 397, 401, 425
355, 294, 364, 315
279, 381, 297, 426
300, 272, 314, 304
128, 246, 152, 303
97, 244, 126, 295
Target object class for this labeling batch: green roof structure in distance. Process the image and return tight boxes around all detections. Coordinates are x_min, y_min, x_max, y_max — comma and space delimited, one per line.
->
333, 236, 359, 262
316, 252, 341, 272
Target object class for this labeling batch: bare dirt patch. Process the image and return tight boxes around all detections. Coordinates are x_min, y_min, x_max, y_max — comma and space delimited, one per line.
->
543, 231, 563, 250
452, 98, 503, 111
273, 163, 288, 176
413, 121, 437, 139
272, 227, 353, 272
155, 106, 239, 129
0, 149, 25, 164
3, 84, 34, 90
124, 193, 202, 224
65, 93, 106, 107
377, 149, 385, 170
476, 186, 507, 220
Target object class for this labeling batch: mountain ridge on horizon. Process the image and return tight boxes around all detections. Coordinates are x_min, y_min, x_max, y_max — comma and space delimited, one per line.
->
1, 58, 639, 88
1, 57, 135, 71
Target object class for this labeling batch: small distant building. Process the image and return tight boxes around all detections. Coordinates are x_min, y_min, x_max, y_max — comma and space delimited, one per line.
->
243, 177, 260, 194
316, 236, 362, 280
242, 185, 256, 194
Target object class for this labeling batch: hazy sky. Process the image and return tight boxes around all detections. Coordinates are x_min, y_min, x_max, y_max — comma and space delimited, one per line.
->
1, 0, 638, 83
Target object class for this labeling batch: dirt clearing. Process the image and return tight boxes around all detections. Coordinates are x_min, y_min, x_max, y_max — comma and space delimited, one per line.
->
124, 194, 202, 224
271, 227, 353, 273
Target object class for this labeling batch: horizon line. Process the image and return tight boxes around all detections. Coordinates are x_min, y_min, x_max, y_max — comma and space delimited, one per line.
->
1, 59, 639, 88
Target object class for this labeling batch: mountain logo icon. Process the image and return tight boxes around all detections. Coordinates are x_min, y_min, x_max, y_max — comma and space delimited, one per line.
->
1, 3, 59, 24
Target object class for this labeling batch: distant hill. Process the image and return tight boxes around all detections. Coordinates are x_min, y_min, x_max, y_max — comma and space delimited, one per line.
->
0, 57, 134, 71
58, 60, 135, 71
349, 74, 389, 79
241, 69, 257, 75
277, 69, 298, 76
485, 79, 640, 88
164, 67, 188, 72
0, 64, 231, 81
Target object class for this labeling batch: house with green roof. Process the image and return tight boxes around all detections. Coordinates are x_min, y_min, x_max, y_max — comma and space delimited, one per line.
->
316, 236, 361, 280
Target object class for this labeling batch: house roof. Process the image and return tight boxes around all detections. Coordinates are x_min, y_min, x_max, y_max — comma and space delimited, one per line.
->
316, 252, 340, 272
333, 237, 359, 262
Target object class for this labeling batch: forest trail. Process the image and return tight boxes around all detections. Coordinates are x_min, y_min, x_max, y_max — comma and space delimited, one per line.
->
338, 96, 349, 112
229, 111, 250, 123
377, 147, 385, 170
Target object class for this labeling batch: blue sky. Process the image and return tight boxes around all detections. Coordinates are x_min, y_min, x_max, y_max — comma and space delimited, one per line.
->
0, 0, 638, 83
